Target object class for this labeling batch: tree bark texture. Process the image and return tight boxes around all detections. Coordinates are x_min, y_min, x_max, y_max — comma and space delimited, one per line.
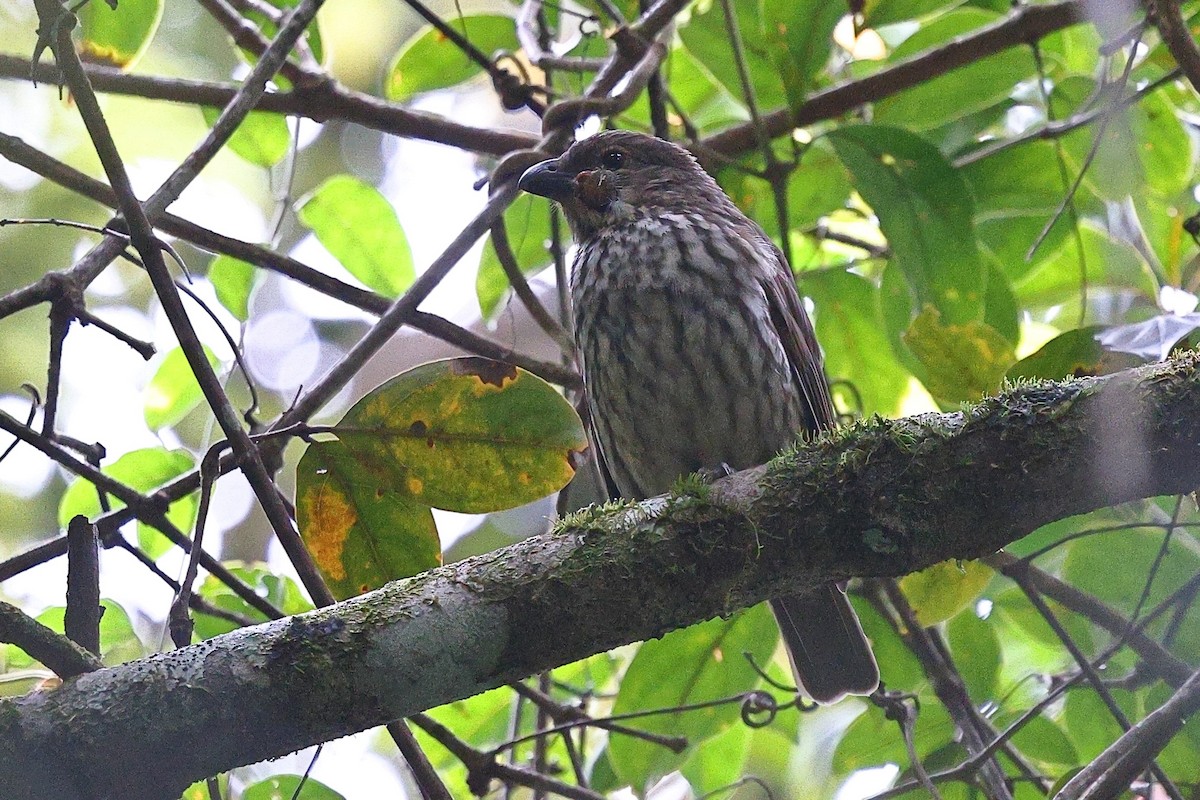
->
2, 354, 1200, 798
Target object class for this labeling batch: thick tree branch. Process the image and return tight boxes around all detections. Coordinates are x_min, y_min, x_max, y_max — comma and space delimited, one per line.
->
2, 356, 1200, 797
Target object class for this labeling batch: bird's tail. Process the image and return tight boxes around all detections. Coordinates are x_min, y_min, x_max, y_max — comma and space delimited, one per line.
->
770, 583, 879, 704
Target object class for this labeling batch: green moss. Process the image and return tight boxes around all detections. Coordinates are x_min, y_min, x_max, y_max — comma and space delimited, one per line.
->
553, 498, 638, 534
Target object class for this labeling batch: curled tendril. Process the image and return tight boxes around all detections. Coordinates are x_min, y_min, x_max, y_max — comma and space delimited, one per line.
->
577, 14, 601, 37
537, 0, 601, 36
740, 650, 820, 713
742, 650, 793, 692
740, 690, 779, 729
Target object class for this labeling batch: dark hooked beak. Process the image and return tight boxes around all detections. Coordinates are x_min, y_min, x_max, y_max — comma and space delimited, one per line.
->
518, 158, 575, 202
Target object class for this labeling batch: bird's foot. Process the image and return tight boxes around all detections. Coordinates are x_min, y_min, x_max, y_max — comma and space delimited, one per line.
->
696, 462, 735, 483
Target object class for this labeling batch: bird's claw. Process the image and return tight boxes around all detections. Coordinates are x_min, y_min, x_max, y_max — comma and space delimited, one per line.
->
696, 463, 735, 483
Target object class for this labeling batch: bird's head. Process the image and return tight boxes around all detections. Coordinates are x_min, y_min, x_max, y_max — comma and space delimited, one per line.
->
518, 131, 718, 240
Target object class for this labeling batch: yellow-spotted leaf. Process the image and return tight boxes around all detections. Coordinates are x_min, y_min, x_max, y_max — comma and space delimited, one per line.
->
297, 440, 440, 598
331, 357, 587, 513
77, 0, 164, 69
296, 357, 587, 597
899, 560, 993, 627
902, 306, 1015, 404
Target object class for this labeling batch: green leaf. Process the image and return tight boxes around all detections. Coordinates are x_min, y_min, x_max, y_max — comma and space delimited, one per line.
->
208, 254, 257, 322
761, 0, 841, 116
1064, 687, 1140, 763
875, 10, 1036, 130
385, 15, 519, 102
1052, 77, 1143, 202
1135, 191, 1196, 286
201, 107, 290, 168
1014, 224, 1159, 315
983, 263, 1020, 346
608, 604, 779, 793
192, 564, 313, 640
297, 358, 587, 597
997, 713, 1079, 770
239, 0, 324, 67
1134, 90, 1196, 199
680, 722, 750, 796
477, 194, 554, 320
851, 595, 925, 693
77, 0, 163, 69
902, 306, 1015, 403
719, 140, 853, 237
143, 345, 221, 431
7, 600, 142, 668
834, 697, 954, 773
58, 448, 197, 561
243, 775, 346, 800
946, 609, 1000, 700
803, 269, 908, 417
828, 125, 984, 326
1007, 326, 1143, 381
679, 0, 786, 111
863, 0, 957, 26
899, 560, 993, 626
297, 175, 415, 298
297, 439, 441, 598
962, 141, 1082, 215
990, 587, 1084, 681
1063, 528, 1200, 616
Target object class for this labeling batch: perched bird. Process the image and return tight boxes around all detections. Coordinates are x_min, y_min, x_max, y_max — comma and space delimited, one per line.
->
518, 130, 879, 703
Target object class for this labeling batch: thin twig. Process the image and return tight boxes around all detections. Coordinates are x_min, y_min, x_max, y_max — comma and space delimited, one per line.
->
0, 599, 103, 679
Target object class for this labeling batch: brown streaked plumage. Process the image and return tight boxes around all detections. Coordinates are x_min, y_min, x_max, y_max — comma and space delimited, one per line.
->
520, 130, 879, 703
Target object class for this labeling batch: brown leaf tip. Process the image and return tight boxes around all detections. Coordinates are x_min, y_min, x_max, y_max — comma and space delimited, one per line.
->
452, 357, 518, 387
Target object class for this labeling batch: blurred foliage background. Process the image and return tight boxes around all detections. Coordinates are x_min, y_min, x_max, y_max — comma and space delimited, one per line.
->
4, 0, 1200, 797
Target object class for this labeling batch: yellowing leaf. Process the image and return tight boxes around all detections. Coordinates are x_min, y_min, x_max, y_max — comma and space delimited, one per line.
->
899, 560, 993, 627
331, 357, 588, 513
296, 357, 587, 599
903, 306, 1015, 403
297, 441, 440, 599
77, 0, 164, 69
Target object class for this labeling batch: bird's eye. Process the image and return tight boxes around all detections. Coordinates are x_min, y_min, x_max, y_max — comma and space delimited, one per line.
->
600, 149, 626, 169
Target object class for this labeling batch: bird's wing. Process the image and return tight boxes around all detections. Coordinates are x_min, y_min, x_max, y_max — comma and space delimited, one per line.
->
760, 244, 839, 433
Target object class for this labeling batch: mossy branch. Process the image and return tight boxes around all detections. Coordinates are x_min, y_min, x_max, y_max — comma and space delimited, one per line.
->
3, 355, 1200, 798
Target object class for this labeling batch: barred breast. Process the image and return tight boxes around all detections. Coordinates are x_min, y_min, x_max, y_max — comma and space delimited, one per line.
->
571, 210, 807, 499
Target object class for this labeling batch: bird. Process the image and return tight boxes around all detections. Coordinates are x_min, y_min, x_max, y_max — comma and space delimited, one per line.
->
518, 130, 879, 703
